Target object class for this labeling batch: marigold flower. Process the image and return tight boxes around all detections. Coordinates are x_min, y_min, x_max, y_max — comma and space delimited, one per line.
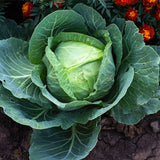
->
22, 2, 33, 18
114, 0, 128, 6
143, 6, 153, 13
155, 9, 160, 20
125, 8, 138, 21
127, 0, 138, 5
53, 0, 64, 8
157, 3, 160, 8
141, 0, 158, 7
139, 24, 155, 42
114, 0, 138, 5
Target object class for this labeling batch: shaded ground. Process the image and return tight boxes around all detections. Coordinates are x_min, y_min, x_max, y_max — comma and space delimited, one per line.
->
0, 110, 31, 160
0, 110, 160, 160
85, 112, 160, 160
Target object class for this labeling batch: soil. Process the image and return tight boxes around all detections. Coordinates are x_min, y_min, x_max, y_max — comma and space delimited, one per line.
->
0, 109, 160, 160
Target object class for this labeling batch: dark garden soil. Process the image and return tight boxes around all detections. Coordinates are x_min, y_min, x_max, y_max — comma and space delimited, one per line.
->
1, 109, 160, 160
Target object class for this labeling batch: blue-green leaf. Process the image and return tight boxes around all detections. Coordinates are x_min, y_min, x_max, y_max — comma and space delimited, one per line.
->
29, 118, 101, 160
0, 84, 57, 129
122, 21, 159, 106
111, 87, 160, 125
73, 3, 106, 33
111, 22, 160, 124
0, 38, 52, 108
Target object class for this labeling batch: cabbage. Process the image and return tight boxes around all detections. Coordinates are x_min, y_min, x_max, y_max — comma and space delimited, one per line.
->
0, 3, 159, 160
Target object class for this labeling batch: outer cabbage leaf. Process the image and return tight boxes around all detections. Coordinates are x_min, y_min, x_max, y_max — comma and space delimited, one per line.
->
0, 83, 58, 129
111, 18, 125, 34
0, 38, 52, 109
122, 21, 159, 106
152, 46, 160, 56
73, 3, 106, 33
151, 45, 160, 79
29, 10, 88, 64
111, 21, 159, 124
111, 87, 160, 125
142, 87, 160, 115
29, 118, 100, 160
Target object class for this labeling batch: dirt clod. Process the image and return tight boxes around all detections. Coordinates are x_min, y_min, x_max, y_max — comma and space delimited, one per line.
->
150, 121, 160, 133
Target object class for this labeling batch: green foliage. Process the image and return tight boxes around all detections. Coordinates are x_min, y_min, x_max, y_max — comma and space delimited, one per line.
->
0, 1, 10, 19
30, 118, 101, 160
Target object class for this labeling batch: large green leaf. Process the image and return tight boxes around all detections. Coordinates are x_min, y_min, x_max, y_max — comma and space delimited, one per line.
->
29, 118, 101, 160
152, 45, 160, 80
111, 22, 160, 124
142, 99, 160, 115
122, 21, 159, 106
0, 84, 57, 129
111, 18, 125, 34
73, 3, 106, 33
111, 103, 145, 125
0, 38, 52, 108
152, 46, 160, 56
29, 10, 88, 64
111, 88, 160, 125
0, 18, 26, 40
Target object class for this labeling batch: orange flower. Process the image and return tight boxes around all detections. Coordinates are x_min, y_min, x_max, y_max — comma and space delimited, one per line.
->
141, 0, 158, 7
114, 0, 138, 5
157, 3, 160, 8
125, 8, 138, 21
155, 9, 160, 20
53, 0, 64, 8
22, 2, 33, 18
139, 24, 155, 42
143, 6, 153, 13
114, 0, 128, 6
127, 0, 138, 5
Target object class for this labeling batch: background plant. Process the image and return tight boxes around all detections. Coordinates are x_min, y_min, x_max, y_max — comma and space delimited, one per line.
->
8, 0, 158, 44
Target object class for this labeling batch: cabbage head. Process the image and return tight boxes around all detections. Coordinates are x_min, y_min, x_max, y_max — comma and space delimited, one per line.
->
0, 3, 159, 160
